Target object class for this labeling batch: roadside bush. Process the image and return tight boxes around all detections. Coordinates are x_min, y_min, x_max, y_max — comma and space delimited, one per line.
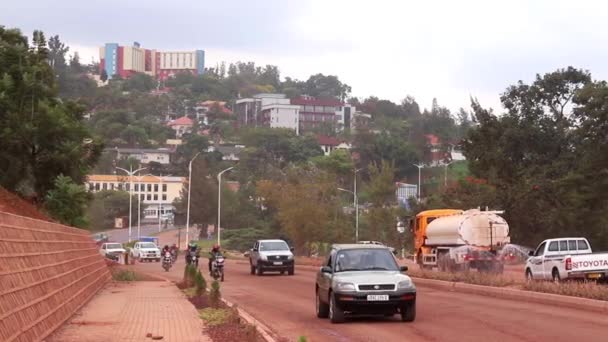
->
522, 281, 608, 301
298, 336, 308, 342
199, 308, 230, 326
112, 270, 137, 281
408, 269, 516, 287
195, 270, 207, 296
209, 280, 222, 308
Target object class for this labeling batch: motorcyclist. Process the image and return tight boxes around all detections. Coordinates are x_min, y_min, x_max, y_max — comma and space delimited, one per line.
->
170, 243, 178, 260
208, 244, 222, 275
161, 244, 171, 256
186, 241, 200, 264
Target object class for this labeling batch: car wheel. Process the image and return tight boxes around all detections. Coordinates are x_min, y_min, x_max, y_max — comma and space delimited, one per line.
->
316, 290, 329, 318
401, 301, 416, 322
280, 270, 285, 275
288, 267, 295, 276
250, 264, 255, 275
552, 268, 561, 283
525, 269, 533, 282
256, 264, 264, 276
329, 293, 345, 323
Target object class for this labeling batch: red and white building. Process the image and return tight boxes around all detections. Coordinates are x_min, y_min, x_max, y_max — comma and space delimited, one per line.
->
99, 42, 205, 81
167, 116, 194, 138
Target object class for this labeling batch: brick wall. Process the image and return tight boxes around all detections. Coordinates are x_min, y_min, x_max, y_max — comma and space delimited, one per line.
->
0, 212, 110, 342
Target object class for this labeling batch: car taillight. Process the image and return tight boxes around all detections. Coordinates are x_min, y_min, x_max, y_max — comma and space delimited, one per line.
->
565, 257, 572, 271
463, 254, 472, 261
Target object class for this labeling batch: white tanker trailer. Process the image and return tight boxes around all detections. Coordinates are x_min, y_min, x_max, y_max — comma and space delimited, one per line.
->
414, 209, 511, 273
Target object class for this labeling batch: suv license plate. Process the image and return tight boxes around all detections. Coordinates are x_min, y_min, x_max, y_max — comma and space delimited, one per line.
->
273, 262, 283, 265
367, 295, 389, 301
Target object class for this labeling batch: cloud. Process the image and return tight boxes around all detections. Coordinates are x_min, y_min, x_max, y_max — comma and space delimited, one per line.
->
3, 0, 608, 112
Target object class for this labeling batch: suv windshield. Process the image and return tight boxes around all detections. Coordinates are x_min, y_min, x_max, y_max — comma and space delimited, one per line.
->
106, 243, 123, 249
259, 241, 289, 251
140, 243, 157, 249
335, 248, 398, 272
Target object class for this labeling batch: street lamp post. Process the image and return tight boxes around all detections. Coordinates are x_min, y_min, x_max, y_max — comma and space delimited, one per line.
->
338, 187, 358, 243
116, 166, 147, 243
217, 166, 234, 246
444, 160, 454, 189
134, 172, 150, 241
149, 174, 172, 233
413, 163, 424, 201
186, 152, 202, 247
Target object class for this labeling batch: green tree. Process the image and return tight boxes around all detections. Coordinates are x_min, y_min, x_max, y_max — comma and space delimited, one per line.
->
124, 72, 156, 92
100, 69, 108, 83
44, 175, 91, 227
86, 190, 142, 231
0, 27, 101, 199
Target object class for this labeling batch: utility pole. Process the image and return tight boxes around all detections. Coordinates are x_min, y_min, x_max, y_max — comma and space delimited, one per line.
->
116, 166, 146, 243
186, 152, 202, 247
217, 166, 234, 246
413, 163, 424, 201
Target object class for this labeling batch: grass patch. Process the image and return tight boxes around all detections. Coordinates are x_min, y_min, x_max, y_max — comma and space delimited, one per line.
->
522, 281, 608, 301
408, 269, 517, 287
112, 270, 137, 282
199, 308, 231, 326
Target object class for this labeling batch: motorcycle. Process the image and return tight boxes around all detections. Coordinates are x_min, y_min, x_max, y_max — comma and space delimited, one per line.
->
162, 251, 172, 272
211, 254, 225, 282
170, 249, 177, 263
186, 250, 199, 266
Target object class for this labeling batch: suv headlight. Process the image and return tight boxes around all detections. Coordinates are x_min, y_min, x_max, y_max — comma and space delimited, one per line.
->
287, 254, 294, 260
260, 254, 268, 261
336, 282, 356, 291
397, 279, 413, 289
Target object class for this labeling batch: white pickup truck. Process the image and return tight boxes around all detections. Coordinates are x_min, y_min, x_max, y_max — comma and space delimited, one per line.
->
525, 237, 608, 282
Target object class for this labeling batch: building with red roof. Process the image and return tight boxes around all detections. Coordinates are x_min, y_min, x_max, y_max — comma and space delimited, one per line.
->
167, 116, 194, 138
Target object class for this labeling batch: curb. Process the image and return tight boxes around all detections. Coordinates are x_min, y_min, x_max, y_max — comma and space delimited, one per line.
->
219, 297, 278, 342
412, 277, 608, 313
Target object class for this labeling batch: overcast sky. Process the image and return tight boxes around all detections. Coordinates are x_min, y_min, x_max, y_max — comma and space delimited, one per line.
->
3, 0, 608, 112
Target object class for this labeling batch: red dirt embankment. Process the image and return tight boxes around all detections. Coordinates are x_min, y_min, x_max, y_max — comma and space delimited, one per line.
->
0, 187, 50, 221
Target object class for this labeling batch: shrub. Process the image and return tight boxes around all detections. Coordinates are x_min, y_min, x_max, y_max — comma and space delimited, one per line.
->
195, 270, 207, 296
209, 280, 222, 308
199, 308, 230, 326
298, 336, 308, 342
407, 269, 516, 287
112, 270, 137, 281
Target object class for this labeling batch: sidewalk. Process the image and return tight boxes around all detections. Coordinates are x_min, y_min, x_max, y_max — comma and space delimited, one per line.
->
47, 281, 210, 342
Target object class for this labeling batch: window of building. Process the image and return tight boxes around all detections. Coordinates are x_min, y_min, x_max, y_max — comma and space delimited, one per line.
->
162, 184, 167, 192
146, 194, 151, 201
102, 183, 107, 190
94, 183, 100, 191
140, 194, 145, 201
126, 183, 130, 191
162, 194, 167, 201
154, 184, 158, 192
147, 184, 152, 192
118, 183, 123, 190
110, 183, 115, 190
135, 184, 139, 192
153, 194, 158, 201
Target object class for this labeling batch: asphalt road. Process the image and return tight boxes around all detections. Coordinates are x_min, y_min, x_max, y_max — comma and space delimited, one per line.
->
134, 256, 608, 342
95, 224, 187, 244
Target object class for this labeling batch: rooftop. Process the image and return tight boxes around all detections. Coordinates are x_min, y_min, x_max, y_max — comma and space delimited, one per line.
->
168, 116, 194, 126
106, 147, 174, 154
291, 97, 343, 107
316, 135, 340, 146
87, 175, 186, 183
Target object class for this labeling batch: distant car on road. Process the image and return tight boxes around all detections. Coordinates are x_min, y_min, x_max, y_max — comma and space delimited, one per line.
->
249, 239, 295, 276
92, 233, 109, 246
131, 241, 161, 262
315, 244, 416, 323
99, 242, 126, 261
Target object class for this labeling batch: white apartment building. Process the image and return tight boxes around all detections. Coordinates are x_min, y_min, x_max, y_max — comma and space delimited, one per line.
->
86, 175, 185, 219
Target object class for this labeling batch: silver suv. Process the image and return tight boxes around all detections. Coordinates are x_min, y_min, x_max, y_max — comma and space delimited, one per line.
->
315, 244, 416, 323
249, 239, 295, 276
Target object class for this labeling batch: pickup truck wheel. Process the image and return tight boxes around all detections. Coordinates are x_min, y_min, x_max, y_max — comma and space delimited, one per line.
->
316, 290, 329, 318
256, 265, 264, 276
401, 301, 416, 322
525, 269, 533, 281
552, 269, 561, 283
288, 267, 295, 276
329, 293, 345, 323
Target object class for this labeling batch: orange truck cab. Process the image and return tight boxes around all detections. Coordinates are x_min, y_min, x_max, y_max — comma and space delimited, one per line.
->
410, 209, 462, 266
